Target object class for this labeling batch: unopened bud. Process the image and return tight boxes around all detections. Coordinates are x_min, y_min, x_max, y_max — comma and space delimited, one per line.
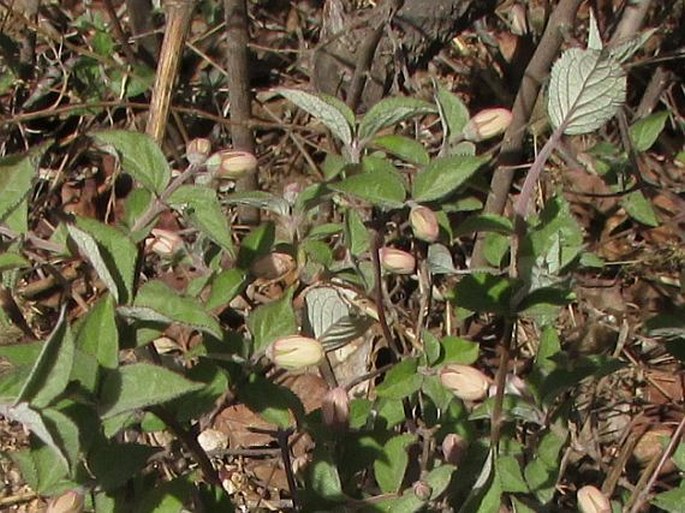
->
186, 138, 212, 166
207, 150, 258, 180
283, 181, 303, 205
321, 387, 350, 431
441, 433, 468, 466
379, 247, 415, 275
412, 480, 432, 502
267, 335, 325, 370
46, 490, 84, 513
577, 485, 611, 513
463, 108, 513, 142
146, 228, 184, 257
409, 206, 439, 242
440, 364, 490, 401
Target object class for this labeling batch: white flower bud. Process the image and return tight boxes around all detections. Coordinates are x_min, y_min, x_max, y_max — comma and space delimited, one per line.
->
267, 335, 325, 370
409, 206, 439, 242
439, 364, 490, 401
321, 387, 350, 431
207, 150, 257, 180
463, 108, 513, 142
577, 485, 611, 513
46, 490, 84, 513
379, 247, 415, 275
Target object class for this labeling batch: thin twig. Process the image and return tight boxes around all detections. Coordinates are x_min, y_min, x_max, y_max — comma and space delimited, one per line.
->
224, 0, 259, 224
147, 0, 196, 143
471, 0, 583, 268
628, 415, 685, 513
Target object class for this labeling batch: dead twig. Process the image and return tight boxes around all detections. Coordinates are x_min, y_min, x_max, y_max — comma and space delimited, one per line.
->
224, 0, 259, 224
146, 0, 196, 144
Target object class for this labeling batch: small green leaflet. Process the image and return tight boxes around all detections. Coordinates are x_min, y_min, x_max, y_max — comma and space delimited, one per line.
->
277, 89, 354, 146
547, 48, 626, 135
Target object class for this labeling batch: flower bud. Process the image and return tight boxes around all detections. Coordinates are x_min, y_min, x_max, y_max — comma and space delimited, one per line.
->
146, 228, 184, 257
441, 433, 468, 466
577, 485, 611, 513
379, 247, 415, 275
439, 364, 490, 401
463, 108, 513, 142
321, 387, 350, 431
186, 138, 212, 166
409, 206, 439, 242
267, 335, 325, 370
206, 150, 258, 180
412, 480, 432, 502
46, 490, 84, 513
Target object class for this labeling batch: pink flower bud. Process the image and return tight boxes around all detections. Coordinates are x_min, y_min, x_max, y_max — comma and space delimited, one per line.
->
439, 364, 490, 401
441, 433, 468, 466
146, 228, 184, 257
412, 480, 432, 501
46, 490, 84, 513
463, 108, 513, 142
577, 485, 611, 513
321, 387, 350, 431
207, 150, 258, 180
379, 247, 415, 275
267, 335, 325, 370
186, 138, 212, 165
409, 206, 439, 242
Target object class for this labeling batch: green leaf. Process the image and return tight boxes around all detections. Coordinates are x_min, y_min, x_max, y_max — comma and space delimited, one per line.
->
651, 485, 685, 513
426, 464, 456, 499
547, 48, 626, 135
167, 185, 233, 253
436, 88, 470, 139
344, 208, 370, 256
247, 287, 297, 353
304, 285, 374, 352
99, 362, 203, 418
75, 294, 119, 369
239, 373, 304, 428
205, 268, 248, 311
71, 216, 137, 304
374, 433, 416, 493
0, 143, 47, 224
93, 130, 171, 195
630, 111, 669, 152
308, 445, 345, 502
621, 190, 659, 227
372, 134, 430, 165
122, 187, 153, 236
133, 477, 193, 513
10, 441, 70, 494
497, 455, 529, 493
278, 88, 353, 146
41, 407, 81, 471
453, 274, 517, 316
0, 252, 29, 271
331, 159, 406, 208
130, 280, 222, 339
359, 97, 436, 141
421, 330, 441, 366
0, 403, 70, 469
439, 336, 479, 365
237, 221, 275, 269
376, 358, 423, 399
427, 244, 457, 275
222, 190, 290, 216
90, 442, 160, 491
412, 155, 485, 202
16, 308, 74, 409
452, 214, 513, 238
